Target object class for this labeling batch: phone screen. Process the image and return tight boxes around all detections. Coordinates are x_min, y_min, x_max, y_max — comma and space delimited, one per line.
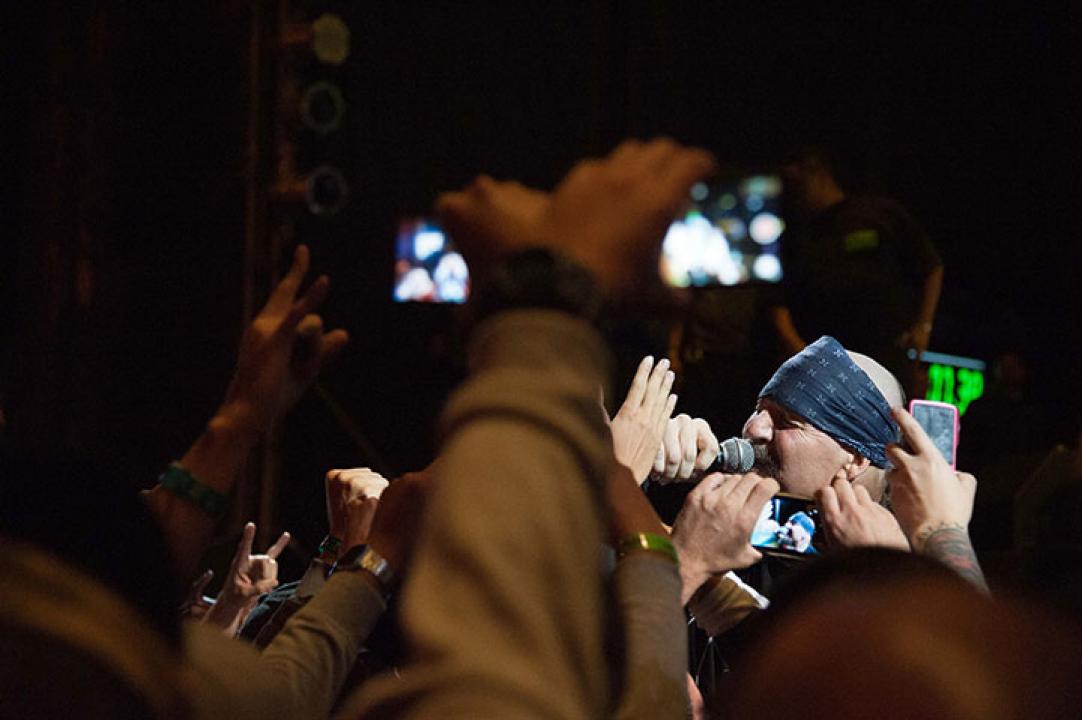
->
659, 174, 784, 288
392, 218, 469, 304
751, 494, 824, 558
909, 400, 959, 468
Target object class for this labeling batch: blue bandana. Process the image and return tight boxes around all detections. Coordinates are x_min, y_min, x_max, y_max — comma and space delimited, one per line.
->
758, 336, 899, 468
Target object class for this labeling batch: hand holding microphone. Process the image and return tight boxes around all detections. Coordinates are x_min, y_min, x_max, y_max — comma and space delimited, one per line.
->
652, 425, 766, 484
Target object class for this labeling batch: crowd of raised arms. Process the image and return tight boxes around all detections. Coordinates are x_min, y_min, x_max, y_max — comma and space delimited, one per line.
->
1, 139, 1079, 719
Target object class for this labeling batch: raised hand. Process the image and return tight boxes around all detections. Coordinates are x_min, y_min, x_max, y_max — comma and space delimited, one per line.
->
887, 408, 986, 591
205, 522, 291, 635
222, 244, 349, 429
672, 472, 779, 604
816, 472, 909, 551
886, 408, 977, 550
366, 466, 435, 574
652, 414, 720, 484
609, 356, 677, 485
437, 138, 716, 297
325, 467, 389, 552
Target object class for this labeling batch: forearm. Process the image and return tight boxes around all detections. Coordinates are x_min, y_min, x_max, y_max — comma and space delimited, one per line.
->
915, 523, 988, 593
144, 405, 262, 579
251, 559, 330, 648
260, 571, 387, 717
612, 553, 688, 720
352, 310, 615, 719
182, 570, 385, 720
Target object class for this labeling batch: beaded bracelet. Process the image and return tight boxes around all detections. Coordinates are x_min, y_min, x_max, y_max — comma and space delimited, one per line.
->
158, 463, 229, 520
317, 534, 343, 559
617, 532, 680, 566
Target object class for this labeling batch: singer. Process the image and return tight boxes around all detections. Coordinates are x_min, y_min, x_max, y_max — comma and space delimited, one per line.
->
743, 335, 905, 502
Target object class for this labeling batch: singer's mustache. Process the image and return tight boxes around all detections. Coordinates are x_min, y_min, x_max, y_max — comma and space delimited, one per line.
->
751, 443, 781, 479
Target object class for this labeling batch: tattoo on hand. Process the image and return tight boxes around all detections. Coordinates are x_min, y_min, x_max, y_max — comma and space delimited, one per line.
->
916, 523, 989, 593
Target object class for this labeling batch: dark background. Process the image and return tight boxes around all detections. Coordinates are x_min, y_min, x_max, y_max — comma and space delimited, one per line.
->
4, 2, 1079, 555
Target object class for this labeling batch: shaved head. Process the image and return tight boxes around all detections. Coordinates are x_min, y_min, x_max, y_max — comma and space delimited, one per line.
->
849, 350, 905, 409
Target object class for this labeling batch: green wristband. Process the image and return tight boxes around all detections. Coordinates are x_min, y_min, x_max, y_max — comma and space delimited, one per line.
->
617, 532, 679, 566
158, 463, 230, 520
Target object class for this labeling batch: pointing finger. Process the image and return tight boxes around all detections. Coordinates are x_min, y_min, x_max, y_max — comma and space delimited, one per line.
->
816, 485, 841, 523
623, 356, 654, 410
892, 407, 938, 459
281, 275, 331, 334
266, 245, 310, 315
234, 522, 257, 565
643, 358, 671, 413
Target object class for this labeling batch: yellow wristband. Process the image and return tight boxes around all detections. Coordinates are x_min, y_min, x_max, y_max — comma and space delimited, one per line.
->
617, 532, 679, 566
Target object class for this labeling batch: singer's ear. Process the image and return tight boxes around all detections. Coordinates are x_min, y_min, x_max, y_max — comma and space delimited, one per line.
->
842, 454, 872, 481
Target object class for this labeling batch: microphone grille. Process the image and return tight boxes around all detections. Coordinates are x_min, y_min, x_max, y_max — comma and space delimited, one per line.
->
719, 437, 756, 474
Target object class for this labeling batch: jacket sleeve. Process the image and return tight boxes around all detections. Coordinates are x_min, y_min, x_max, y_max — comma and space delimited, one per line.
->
687, 571, 769, 637
611, 553, 689, 720
350, 309, 617, 719
184, 570, 386, 720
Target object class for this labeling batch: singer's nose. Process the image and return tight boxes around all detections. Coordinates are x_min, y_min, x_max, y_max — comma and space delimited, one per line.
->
743, 409, 773, 443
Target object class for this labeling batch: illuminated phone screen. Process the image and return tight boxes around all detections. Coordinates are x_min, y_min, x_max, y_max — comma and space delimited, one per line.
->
392, 218, 469, 304
751, 495, 824, 557
909, 400, 958, 467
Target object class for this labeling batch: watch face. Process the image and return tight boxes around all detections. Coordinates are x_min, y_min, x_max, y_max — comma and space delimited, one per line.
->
359, 550, 391, 579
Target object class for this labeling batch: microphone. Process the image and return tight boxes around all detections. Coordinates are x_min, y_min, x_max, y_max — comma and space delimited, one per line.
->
707, 437, 763, 474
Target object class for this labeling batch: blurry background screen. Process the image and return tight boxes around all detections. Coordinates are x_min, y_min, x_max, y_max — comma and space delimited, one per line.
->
660, 174, 784, 288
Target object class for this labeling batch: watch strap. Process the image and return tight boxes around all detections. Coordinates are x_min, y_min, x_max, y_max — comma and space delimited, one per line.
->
336, 545, 396, 597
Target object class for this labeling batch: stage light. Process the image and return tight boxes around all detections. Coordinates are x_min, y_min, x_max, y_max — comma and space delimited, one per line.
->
752, 253, 782, 281
312, 14, 350, 66
691, 182, 709, 202
749, 212, 784, 245
301, 81, 346, 134
719, 217, 747, 241
305, 166, 349, 216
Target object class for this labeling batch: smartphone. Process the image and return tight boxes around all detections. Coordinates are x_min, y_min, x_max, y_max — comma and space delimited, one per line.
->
751, 493, 825, 558
908, 399, 960, 469
659, 174, 784, 288
392, 217, 470, 304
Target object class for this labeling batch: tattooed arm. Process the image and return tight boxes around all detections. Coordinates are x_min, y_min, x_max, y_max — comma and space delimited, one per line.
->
886, 408, 988, 592
913, 523, 988, 593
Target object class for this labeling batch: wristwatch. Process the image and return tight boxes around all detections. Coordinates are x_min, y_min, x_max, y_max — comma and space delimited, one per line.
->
335, 545, 397, 598
473, 248, 605, 326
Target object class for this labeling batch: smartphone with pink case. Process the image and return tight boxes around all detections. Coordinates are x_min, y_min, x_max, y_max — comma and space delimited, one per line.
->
908, 399, 960, 469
